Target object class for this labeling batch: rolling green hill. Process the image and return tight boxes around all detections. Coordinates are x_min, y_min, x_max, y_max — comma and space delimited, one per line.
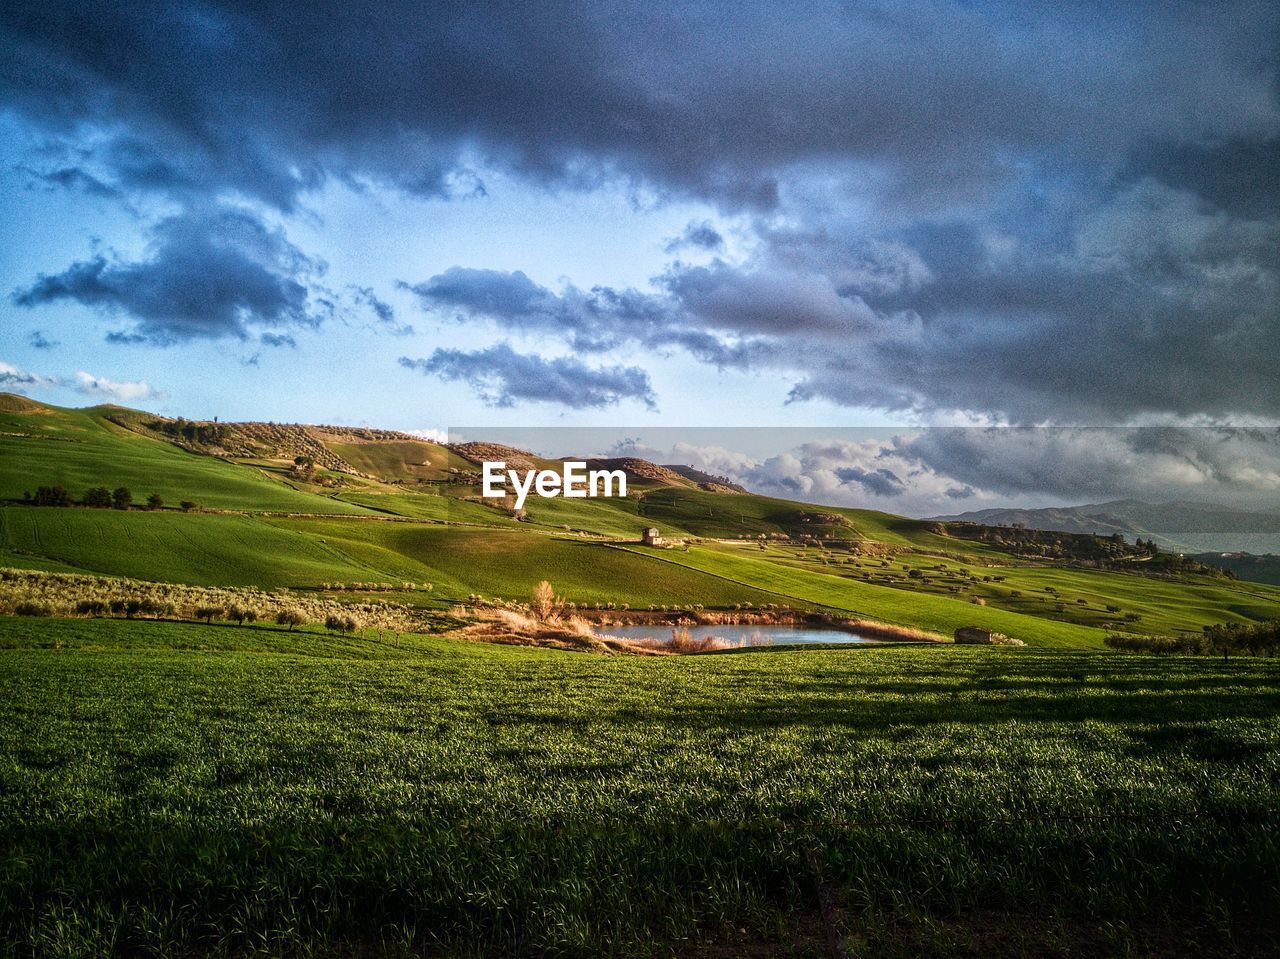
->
2, 393, 1278, 648
0, 398, 373, 515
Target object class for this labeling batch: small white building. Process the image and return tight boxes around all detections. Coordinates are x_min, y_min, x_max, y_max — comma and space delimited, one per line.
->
642, 527, 663, 546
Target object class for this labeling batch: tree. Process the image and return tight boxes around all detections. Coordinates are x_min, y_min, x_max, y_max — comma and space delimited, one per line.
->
179, 500, 198, 511
530, 580, 559, 621
83, 487, 113, 508
275, 609, 306, 631
146, 493, 164, 510
112, 487, 133, 510
34, 485, 71, 507
194, 606, 222, 624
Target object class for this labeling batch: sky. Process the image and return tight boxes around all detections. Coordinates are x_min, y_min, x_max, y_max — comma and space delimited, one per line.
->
1, 1, 1279, 513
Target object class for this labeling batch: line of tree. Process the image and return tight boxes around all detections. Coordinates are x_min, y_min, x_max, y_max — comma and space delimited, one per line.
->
146, 418, 229, 446
1106, 620, 1280, 658
23, 486, 190, 511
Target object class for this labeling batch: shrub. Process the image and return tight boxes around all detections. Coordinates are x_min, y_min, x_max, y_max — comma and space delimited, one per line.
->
530, 580, 562, 621
33, 485, 72, 507
76, 599, 108, 616
111, 487, 133, 510
276, 609, 306, 631
83, 487, 113, 508
146, 493, 164, 510
180, 501, 198, 511
14, 601, 52, 616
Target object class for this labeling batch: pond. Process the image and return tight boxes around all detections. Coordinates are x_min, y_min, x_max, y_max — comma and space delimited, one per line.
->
598, 623, 880, 647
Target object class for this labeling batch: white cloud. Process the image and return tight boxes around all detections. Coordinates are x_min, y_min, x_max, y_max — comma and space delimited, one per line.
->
0, 360, 58, 391
73, 371, 164, 403
406, 427, 448, 444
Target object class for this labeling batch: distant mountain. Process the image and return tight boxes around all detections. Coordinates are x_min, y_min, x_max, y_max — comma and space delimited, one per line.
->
929, 499, 1280, 555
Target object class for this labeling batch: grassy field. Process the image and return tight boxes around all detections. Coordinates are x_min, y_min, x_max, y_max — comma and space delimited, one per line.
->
2, 395, 1278, 649
0, 401, 370, 515
628, 543, 1109, 647
0, 507, 385, 587
2, 616, 1279, 957
4, 502, 1279, 646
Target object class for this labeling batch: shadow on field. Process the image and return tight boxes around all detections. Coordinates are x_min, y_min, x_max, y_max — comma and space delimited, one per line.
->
6, 810, 1280, 959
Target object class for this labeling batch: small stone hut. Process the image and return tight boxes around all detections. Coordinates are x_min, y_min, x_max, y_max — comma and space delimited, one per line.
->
955, 626, 1008, 645
642, 527, 663, 546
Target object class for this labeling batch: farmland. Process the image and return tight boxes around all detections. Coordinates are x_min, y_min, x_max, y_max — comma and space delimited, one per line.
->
2, 395, 1278, 647
2, 617, 1280, 956
3, 395, 1280, 955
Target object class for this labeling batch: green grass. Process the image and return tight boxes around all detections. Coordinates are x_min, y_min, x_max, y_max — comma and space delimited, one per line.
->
759, 542, 1280, 636
2, 395, 1278, 648
268, 520, 788, 607
631, 542, 1109, 647
0, 404, 370, 515
2, 616, 1279, 956
0, 507, 381, 587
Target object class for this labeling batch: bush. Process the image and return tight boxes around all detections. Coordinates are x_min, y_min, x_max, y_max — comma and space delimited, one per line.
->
76, 599, 108, 616
14, 601, 52, 616
83, 487, 113, 508
111, 487, 133, 510
33, 485, 72, 507
146, 493, 164, 510
325, 614, 360, 635
276, 609, 306, 631
180, 501, 198, 511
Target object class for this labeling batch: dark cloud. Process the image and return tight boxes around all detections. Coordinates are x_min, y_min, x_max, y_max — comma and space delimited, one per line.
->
895, 427, 1280, 506
259, 332, 296, 348
410, 179, 1280, 421
3, 1, 1274, 215
351, 285, 413, 335
28, 330, 58, 350
17, 164, 121, 199
12, 208, 325, 344
835, 465, 906, 497
399, 344, 656, 410
664, 221, 725, 254
402, 267, 764, 365
3, 1, 1279, 422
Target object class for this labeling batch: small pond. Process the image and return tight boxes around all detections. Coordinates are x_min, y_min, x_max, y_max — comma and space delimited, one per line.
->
599, 623, 880, 647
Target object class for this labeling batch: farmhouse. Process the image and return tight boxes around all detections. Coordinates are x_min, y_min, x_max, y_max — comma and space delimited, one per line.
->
642, 527, 663, 546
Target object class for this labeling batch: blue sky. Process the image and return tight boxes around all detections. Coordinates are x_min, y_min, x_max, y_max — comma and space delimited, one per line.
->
1, 0, 1278, 510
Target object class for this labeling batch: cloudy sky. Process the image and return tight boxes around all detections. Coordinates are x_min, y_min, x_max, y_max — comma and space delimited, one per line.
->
1, 1, 1278, 509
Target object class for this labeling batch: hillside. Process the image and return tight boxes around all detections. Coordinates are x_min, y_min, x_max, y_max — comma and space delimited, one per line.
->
2, 394, 1279, 646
